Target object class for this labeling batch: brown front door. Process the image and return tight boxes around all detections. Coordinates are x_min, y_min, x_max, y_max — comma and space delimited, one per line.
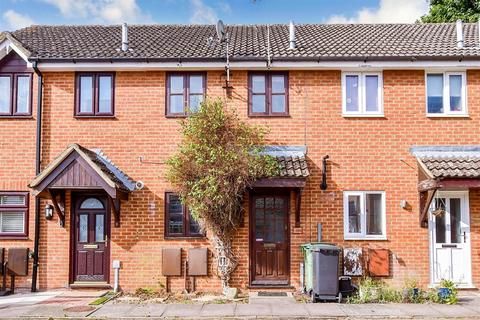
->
73, 195, 110, 283
250, 194, 290, 286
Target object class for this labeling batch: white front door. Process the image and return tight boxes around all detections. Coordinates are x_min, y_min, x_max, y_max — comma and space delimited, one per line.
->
429, 191, 472, 287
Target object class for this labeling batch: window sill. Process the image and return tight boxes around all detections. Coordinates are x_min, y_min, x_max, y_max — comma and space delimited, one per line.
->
164, 236, 206, 240
166, 114, 188, 119
74, 115, 116, 119
0, 116, 33, 119
344, 236, 387, 241
248, 114, 291, 118
427, 114, 469, 118
342, 114, 385, 118
0, 236, 29, 240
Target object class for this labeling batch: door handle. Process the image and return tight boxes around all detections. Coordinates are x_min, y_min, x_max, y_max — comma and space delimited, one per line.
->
105, 235, 108, 248
463, 232, 467, 243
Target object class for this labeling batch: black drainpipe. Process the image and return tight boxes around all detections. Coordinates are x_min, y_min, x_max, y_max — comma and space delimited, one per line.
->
31, 61, 43, 292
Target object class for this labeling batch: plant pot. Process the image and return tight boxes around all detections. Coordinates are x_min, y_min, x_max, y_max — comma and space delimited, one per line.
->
438, 287, 452, 300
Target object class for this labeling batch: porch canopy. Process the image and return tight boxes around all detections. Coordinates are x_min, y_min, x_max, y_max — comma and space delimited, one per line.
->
29, 143, 136, 227
253, 146, 310, 227
411, 146, 480, 228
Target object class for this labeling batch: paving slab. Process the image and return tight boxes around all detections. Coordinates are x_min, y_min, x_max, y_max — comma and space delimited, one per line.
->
162, 303, 204, 317
89, 304, 138, 317
305, 303, 346, 317
272, 302, 309, 316
393, 303, 442, 316
340, 303, 408, 317
199, 303, 236, 317
429, 303, 480, 317
235, 302, 272, 316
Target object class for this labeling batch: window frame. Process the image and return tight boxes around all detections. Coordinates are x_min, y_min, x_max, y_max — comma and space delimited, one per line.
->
341, 72, 383, 117
165, 72, 207, 117
343, 191, 386, 240
425, 71, 467, 117
248, 72, 289, 117
0, 191, 29, 238
164, 192, 204, 238
74, 72, 115, 117
0, 73, 33, 117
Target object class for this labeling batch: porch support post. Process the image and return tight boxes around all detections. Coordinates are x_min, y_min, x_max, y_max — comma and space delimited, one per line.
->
295, 188, 302, 228
48, 189, 65, 227
419, 188, 437, 228
109, 196, 121, 227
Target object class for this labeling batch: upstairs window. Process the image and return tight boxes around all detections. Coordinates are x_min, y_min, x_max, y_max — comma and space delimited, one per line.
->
343, 191, 386, 240
0, 192, 28, 237
426, 72, 467, 116
165, 193, 203, 238
166, 73, 206, 116
75, 73, 115, 117
248, 73, 289, 116
0, 74, 32, 117
342, 72, 383, 116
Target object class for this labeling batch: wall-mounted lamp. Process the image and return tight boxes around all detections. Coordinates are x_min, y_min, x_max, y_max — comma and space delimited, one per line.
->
320, 155, 329, 190
45, 204, 54, 220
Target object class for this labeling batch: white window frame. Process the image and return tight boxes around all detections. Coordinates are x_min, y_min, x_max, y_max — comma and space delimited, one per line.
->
342, 72, 383, 117
343, 191, 386, 240
425, 71, 467, 117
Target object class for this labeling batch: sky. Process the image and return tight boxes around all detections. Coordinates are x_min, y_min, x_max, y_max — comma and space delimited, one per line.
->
0, 0, 430, 31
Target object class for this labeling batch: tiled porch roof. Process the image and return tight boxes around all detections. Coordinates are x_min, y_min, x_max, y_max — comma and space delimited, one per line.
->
261, 146, 310, 178
411, 146, 480, 179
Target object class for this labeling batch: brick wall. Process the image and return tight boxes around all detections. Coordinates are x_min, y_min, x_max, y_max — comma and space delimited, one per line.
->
1, 69, 480, 292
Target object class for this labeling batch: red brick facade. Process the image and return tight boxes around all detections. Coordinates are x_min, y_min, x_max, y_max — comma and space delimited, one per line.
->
1, 66, 480, 292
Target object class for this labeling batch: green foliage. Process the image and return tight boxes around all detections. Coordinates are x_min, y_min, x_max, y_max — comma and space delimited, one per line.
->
420, 0, 480, 23
437, 279, 458, 304
166, 98, 278, 239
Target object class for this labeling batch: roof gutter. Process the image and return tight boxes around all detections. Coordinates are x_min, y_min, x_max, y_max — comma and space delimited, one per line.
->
31, 61, 43, 293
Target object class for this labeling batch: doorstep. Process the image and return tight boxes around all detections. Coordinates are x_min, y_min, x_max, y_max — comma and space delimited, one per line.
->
69, 282, 112, 289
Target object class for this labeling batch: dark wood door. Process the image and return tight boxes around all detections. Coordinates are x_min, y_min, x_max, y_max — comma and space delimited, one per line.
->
73, 196, 109, 282
250, 194, 290, 285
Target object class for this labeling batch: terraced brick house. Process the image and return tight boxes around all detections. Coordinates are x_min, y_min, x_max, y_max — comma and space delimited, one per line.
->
1, 22, 480, 293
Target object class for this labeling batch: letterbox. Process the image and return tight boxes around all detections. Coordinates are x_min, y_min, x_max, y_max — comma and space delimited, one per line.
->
162, 248, 181, 276
188, 248, 208, 276
7, 248, 29, 276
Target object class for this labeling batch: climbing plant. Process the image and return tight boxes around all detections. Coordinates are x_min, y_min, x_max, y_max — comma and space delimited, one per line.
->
166, 98, 278, 292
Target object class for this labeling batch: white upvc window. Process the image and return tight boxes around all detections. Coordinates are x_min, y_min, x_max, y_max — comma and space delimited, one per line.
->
343, 191, 386, 240
426, 71, 467, 116
342, 72, 383, 116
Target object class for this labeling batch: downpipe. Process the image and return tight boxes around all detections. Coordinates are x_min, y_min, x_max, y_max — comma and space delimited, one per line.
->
31, 61, 43, 292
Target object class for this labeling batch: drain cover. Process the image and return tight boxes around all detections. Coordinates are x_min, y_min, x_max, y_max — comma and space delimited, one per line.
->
63, 306, 96, 313
258, 292, 287, 297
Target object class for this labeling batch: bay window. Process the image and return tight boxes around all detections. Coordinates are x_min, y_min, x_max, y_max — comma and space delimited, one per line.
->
343, 191, 386, 240
426, 72, 467, 116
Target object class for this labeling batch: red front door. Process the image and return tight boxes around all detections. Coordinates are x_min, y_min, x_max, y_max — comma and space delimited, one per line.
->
250, 194, 290, 286
73, 195, 110, 283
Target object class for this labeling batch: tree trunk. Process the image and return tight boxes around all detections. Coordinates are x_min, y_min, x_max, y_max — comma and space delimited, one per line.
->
211, 235, 237, 294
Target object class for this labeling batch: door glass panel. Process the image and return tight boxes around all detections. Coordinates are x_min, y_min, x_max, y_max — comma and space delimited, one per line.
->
449, 198, 461, 243
80, 198, 104, 209
255, 208, 264, 239
264, 210, 274, 242
348, 195, 361, 233
449, 75, 462, 112
255, 198, 264, 208
434, 198, 446, 243
95, 214, 104, 242
345, 75, 359, 112
79, 214, 88, 243
366, 193, 382, 235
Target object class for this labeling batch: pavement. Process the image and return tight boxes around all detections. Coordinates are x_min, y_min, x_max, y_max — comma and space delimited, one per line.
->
0, 290, 479, 319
